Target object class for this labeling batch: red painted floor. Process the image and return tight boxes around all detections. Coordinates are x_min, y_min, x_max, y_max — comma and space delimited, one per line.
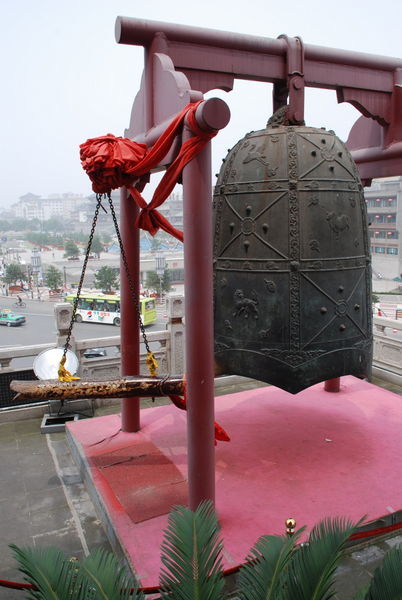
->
67, 376, 402, 586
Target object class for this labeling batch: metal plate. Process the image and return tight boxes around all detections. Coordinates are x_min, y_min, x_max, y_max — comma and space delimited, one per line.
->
33, 348, 79, 380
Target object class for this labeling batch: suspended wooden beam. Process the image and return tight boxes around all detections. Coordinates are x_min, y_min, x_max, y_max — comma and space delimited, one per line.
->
10, 376, 185, 403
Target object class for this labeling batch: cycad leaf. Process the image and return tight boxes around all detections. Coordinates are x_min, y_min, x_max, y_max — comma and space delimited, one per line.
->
159, 500, 225, 600
76, 547, 143, 600
10, 544, 78, 599
237, 528, 305, 600
352, 585, 369, 600
364, 546, 402, 599
281, 517, 361, 600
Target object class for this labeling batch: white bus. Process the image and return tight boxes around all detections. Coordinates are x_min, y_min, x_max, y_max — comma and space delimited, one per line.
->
65, 293, 157, 326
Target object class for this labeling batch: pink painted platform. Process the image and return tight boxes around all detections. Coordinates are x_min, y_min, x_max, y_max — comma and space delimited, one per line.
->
67, 376, 402, 586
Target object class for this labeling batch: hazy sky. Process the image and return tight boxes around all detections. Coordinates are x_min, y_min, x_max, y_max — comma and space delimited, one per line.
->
1, 0, 401, 209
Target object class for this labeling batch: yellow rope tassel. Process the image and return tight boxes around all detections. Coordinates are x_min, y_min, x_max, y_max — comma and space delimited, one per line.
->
146, 351, 158, 377
58, 355, 80, 382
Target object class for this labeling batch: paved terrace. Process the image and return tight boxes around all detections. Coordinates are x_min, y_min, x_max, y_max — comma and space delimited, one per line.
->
0, 376, 401, 599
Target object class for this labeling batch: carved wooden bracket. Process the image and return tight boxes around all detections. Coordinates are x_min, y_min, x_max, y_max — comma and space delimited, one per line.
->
116, 16, 402, 181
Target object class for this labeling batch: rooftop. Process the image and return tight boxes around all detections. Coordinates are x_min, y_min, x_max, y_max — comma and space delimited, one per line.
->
1, 375, 401, 599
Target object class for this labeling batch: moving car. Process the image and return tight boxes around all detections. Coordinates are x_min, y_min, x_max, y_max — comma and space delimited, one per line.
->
83, 348, 106, 358
0, 309, 26, 327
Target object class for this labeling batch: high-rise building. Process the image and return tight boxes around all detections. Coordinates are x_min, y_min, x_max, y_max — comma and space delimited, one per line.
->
11, 193, 88, 222
364, 177, 402, 281
157, 192, 183, 232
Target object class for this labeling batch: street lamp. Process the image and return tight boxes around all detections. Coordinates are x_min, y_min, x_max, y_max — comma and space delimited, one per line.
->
27, 265, 34, 299
155, 252, 166, 304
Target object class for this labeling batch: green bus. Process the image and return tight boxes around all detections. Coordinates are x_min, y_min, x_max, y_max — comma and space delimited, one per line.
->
64, 293, 157, 327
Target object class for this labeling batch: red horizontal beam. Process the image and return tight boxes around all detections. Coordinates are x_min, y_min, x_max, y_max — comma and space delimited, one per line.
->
116, 17, 401, 93
116, 16, 402, 179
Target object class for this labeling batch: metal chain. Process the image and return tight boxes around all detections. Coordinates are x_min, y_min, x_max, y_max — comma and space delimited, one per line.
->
106, 192, 152, 354
62, 194, 103, 359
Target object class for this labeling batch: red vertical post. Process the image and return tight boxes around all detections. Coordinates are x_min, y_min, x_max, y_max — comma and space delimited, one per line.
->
181, 99, 230, 510
324, 377, 341, 392
182, 131, 215, 510
120, 187, 141, 431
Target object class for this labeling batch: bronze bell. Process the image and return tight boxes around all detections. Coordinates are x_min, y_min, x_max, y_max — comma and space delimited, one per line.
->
213, 112, 372, 394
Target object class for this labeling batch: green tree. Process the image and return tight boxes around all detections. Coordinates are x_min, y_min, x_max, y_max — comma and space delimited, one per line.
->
89, 235, 103, 258
9, 502, 402, 599
9, 218, 32, 231
102, 232, 112, 244
0, 220, 12, 231
26, 233, 47, 246
150, 236, 162, 252
44, 265, 63, 291
94, 266, 118, 293
63, 240, 80, 258
29, 218, 41, 232
4, 263, 26, 285
146, 269, 171, 294
43, 217, 66, 233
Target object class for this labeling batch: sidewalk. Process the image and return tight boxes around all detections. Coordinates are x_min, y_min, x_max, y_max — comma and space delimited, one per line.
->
0, 379, 401, 599
0, 417, 112, 599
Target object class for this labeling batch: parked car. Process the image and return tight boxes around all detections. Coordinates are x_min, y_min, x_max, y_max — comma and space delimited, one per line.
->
83, 348, 106, 358
0, 309, 26, 327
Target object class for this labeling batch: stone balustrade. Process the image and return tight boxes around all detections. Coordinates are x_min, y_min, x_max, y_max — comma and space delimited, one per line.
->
0, 295, 185, 410
372, 314, 402, 385
0, 299, 401, 411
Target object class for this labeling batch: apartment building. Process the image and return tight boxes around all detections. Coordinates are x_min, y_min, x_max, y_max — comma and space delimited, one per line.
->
157, 192, 183, 232
365, 176, 402, 281
12, 192, 87, 222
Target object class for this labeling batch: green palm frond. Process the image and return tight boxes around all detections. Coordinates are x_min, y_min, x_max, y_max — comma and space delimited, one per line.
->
237, 527, 305, 600
360, 546, 402, 599
159, 500, 225, 600
352, 585, 370, 600
10, 544, 78, 600
76, 547, 144, 600
281, 517, 362, 600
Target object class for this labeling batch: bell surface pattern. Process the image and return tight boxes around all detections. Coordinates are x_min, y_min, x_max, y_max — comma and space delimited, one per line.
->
213, 123, 372, 394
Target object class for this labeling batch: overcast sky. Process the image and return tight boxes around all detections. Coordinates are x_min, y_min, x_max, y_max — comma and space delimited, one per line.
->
1, 0, 401, 210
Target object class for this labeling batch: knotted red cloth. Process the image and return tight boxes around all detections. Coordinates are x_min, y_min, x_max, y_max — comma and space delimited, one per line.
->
80, 101, 217, 242
169, 396, 230, 444
80, 102, 229, 442
169, 376, 230, 444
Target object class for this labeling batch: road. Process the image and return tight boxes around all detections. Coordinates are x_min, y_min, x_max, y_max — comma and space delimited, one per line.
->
2, 295, 401, 371
0, 296, 167, 369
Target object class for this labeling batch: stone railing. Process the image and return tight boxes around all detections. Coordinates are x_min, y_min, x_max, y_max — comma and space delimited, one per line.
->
1, 299, 401, 410
0, 294, 185, 376
372, 314, 402, 385
0, 294, 185, 410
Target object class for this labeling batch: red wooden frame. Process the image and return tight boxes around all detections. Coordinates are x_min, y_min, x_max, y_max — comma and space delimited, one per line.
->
115, 17, 402, 509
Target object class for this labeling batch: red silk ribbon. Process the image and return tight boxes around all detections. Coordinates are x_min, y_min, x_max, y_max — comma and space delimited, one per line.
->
80, 101, 217, 242
168, 395, 230, 445
80, 103, 229, 441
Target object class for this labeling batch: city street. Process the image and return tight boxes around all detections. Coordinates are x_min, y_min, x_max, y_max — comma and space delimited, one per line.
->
0, 296, 167, 368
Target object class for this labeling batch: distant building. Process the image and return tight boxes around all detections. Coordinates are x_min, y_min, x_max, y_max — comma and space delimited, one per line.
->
365, 176, 402, 281
13, 193, 42, 220
158, 192, 183, 232
11, 192, 88, 222
85, 191, 121, 232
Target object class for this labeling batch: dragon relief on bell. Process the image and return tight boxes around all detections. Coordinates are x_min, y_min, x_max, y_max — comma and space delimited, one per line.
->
325, 211, 351, 238
233, 289, 259, 320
